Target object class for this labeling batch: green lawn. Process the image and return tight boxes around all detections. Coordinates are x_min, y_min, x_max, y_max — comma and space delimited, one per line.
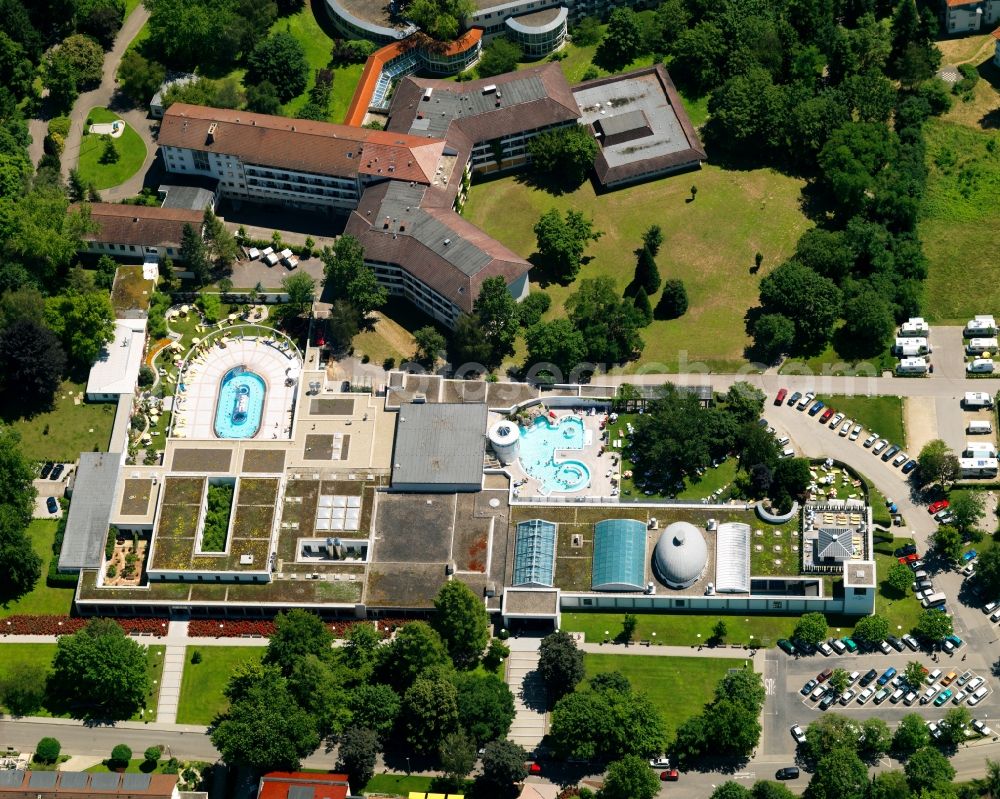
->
816, 395, 906, 446
463, 165, 810, 373
921, 119, 1000, 323
563, 612, 800, 647
86, 758, 173, 774
77, 108, 147, 190
779, 340, 895, 377
2, 380, 116, 462
873, 537, 924, 635
583, 653, 740, 743
176, 646, 264, 724
0, 520, 75, 617
676, 458, 739, 500
363, 775, 437, 796
0, 643, 163, 721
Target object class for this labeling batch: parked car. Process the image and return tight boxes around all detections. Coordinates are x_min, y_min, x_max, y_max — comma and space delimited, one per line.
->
528, 763, 542, 775
776, 767, 800, 781
902, 459, 918, 474
968, 686, 989, 706
840, 689, 856, 705
902, 634, 920, 651
829, 412, 844, 428
819, 692, 836, 710
963, 563, 976, 577
830, 638, 847, 654
937, 511, 955, 525
877, 667, 897, 686
909, 559, 926, 571
892, 452, 908, 467
903, 691, 917, 706
660, 770, 679, 781
788, 391, 802, 406
941, 671, 958, 687
841, 637, 858, 653
878, 640, 893, 655
973, 720, 992, 736
927, 720, 941, 739
899, 553, 919, 565
957, 671, 974, 687
810, 685, 827, 701
863, 433, 878, 448
45, 496, 58, 514
895, 543, 918, 557
873, 688, 890, 705
984, 601, 999, 615
794, 639, 816, 655
886, 635, 905, 652
817, 668, 833, 682
873, 439, 889, 454
913, 579, 933, 592
943, 635, 964, 653
809, 401, 825, 416
775, 388, 788, 405
850, 424, 863, 440
857, 687, 875, 705
797, 392, 815, 410
921, 686, 939, 705
820, 408, 835, 423
818, 641, 833, 657
962, 549, 979, 563
928, 500, 950, 514
791, 725, 807, 744
777, 639, 796, 655
39, 461, 53, 479
890, 688, 905, 704
840, 419, 852, 436
952, 691, 967, 705
847, 670, 860, 685
966, 676, 984, 692
649, 757, 671, 769
928, 669, 942, 684
882, 444, 900, 461
801, 679, 818, 696
49, 463, 64, 480
859, 669, 879, 687
935, 689, 954, 707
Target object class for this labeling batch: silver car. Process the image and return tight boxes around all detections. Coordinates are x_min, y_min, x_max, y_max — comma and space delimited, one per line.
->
830, 413, 845, 429
840, 419, 853, 436
873, 439, 889, 454
850, 424, 863, 440
863, 433, 878, 447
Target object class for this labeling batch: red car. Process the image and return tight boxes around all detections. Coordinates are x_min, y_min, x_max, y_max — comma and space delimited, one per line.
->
660, 770, 679, 781
528, 763, 542, 775
775, 388, 788, 406
928, 500, 949, 514
820, 408, 835, 423
898, 553, 919, 565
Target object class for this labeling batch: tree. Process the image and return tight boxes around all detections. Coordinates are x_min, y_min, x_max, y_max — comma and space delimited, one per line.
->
670, 22, 726, 96
202, 208, 237, 270
655, 279, 688, 320
632, 286, 653, 325
886, 562, 913, 596
526, 124, 597, 188
525, 319, 587, 379
44, 291, 114, 367
759, 260, 841, 352
477, 37, 522, 78
56, 34, 104, 86
904, 662, 927, 693
452, 671, 515, 746
282, 272, 316, 314
432, 579, 489, 669
35, 737, 61, 764
321, 235, 386, 317
805, 715, 863, 762
116, 49, 165, 105
450, 313, 491, 367
752, 313, 796, 362
47, 620, 150, 719
982, 759, 1000, 799
482, 638, 509, 672
247, 32, 309, 102
336, 726, 378, 788
752, 783, 796, 799
378, 621, 449, 692
99, 134, 119, 164
634, 245, 661, 295
180, 223, 211, 286
533, 208, 601, 283
439, 728, 477, 785
246, 80, 281, 114
842, 289, 894, 357
43, 50, 79, 110
702, 698, 761, 759
0, 319, 66, 412
711, 784, 752, 799
325, 300, 361, 351
517, 292, 550, 329
567, 277, 644, 364
941, 707, 972, 747
869, 771, 913, 799
109, 744, 132, 769
904, 746, 955, 793
976, 547, 1000, 601
537, 630, 585, 703
413, 325, 446, 366
403, 677, 459, 754
622, 613, 638, 643
804, 748, 868, 799
860, 717, 892, 759
931, 525, 962, 565
1, 662, 47, 716
263, 609, 334, 675
473, 275, 519, 364
917, 440, 960, 486
852, 614, 890, 645
949, 491, 985, 535
828, 668, 850, 696
198, 292, 221, 324
596, 8, 643, 70
712, 619, 728, 644
716, 669, 766, 713
643, 224, 663, 256
915, 609, 953, 643
211, 664, 320, 770
143, 746, 162, 764
601, 754, 660, 799
404, 0, 475, 41
480, 739, 527, 790
346, 684, 400, 740
793, 612, 828, 645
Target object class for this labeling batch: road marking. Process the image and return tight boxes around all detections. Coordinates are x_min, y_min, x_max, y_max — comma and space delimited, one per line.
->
765, 678, 776, 696
734, 773, 756, 780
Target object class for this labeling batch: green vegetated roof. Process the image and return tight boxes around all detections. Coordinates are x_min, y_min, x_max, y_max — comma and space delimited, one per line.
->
592, 518, 647, 591
513, 519, 556, 587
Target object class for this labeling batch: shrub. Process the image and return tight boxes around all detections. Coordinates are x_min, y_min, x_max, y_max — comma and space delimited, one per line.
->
143, 746, 162, 763
35, 737, 61, 764
110, 744, 132, 768
138, 364, 155, 388
191, 650, 202, 664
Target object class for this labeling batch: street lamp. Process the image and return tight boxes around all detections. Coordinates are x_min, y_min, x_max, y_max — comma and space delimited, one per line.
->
406, 757, 411, 775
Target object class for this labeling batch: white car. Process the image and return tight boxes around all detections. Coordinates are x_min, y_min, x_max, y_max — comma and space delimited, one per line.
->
840, 690, 856, 705
798, 392, 815, 410
969, 687, 989, 706
818, 641, 833, 656
649, 757, 671, 769
985, 601, 999, 614
902, 634, 920, 650
830, 413, 845, 429
857, 687, 875, 705
967, 676, 984, 692
973, 719, 992, 736
904, 691, 917, 706
863, 433, 878, 448
878, 640, 892, 654
928, 669, 942, 684
873, 439, 889, 454
791, 725, 807, 744
963, 563, 976, 577
850, 424, 863, 441
892, 452, 908, 467
847, 671, 860, 686
952, 691, 967, 704
840, 419, 853, 436
921, 686, 939, 704
928, 720, 942, 739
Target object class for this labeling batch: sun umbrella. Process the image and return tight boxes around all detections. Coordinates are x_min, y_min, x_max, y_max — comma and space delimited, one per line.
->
191, 337, 200, 345
180, 305, 189, 314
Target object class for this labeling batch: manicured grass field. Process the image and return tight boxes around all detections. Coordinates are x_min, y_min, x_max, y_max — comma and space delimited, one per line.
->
77, 108, 147, 190
463, 165, 810, 372
676, 458, 738, 500
0, 520, 75, 618
563, 612, 800, 647
176, 646, 265, 724
363, 775, 437, 795
583, 653, 739, 742
2, 380, 116, 462
817, 395, 905, 447
0, 643, 164, 721
921, 119, 1000, 323
86, 758, 174, 774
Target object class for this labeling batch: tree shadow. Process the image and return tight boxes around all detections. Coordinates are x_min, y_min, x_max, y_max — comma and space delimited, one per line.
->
511, 168, 582, 198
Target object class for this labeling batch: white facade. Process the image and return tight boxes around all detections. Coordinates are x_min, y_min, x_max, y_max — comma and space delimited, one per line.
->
945, 0, 1000, 33
86, 319, 148, 401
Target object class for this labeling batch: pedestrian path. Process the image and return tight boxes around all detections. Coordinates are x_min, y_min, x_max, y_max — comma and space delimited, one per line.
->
504, 637, 547, 752
156, 646, 185, 724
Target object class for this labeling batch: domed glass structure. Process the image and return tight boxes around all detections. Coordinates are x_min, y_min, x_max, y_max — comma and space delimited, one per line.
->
653, 521, 708, 589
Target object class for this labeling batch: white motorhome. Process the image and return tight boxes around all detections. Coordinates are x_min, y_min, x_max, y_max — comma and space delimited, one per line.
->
964, 392, 994, 409
900, 317, 930, 337
968, 420, 993, 434
960, 457, 999, 478
897, 357, 929, 375
966, 316, 997, 337
967, 359, 996, 374
965, 442, 998, 457
967, 338, 998, 355
895, 337, 929, 356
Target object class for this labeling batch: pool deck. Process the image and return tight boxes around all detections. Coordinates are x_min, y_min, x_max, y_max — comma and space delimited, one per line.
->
497, 410, 620, 500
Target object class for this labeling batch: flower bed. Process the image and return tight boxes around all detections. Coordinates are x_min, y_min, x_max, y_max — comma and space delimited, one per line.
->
0, 616, 169, 636
188, 618, 391, 639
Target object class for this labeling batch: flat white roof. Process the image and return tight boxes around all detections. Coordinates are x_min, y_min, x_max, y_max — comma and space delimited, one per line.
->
86, 319, 147, 396
715, 521, 751, 593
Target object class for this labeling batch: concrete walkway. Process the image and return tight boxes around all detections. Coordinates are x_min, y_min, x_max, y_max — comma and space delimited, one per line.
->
504, 636, 547, 752
156, 646, 184, 723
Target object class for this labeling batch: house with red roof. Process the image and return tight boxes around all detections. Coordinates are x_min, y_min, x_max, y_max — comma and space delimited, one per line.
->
257, 772, 352, 799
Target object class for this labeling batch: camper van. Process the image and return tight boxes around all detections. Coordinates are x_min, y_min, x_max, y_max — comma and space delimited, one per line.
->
895, 337, 929, 356
897, 357, 929, 375
964, 392, 994, 409
900, 317, 930, 338
921, 592, 947, 608
968, 420, 993, 435
965, 442, 997, 458
960, 457, 999, 479
967, 338, 998, 355
967, 359, 995, 374
966, 316, 997, 337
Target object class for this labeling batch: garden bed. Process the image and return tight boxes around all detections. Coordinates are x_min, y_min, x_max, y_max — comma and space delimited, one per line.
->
200, 484, 235, 552
0, 616, 168, 636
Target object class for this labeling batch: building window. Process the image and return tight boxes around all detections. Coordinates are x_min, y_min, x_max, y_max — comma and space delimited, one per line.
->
582, 598, 593, 606
674, 599, 685, 607
853, 588, 867, 596
193, 150, 210, 171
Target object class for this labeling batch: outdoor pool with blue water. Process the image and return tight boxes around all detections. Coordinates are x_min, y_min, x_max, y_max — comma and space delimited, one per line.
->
519, 415, 591, 494
215, 367, 266, 439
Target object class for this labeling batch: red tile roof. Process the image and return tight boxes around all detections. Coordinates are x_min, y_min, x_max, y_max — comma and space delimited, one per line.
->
257, 772, 350, 799
159, 104, 444, 184
75, 202, 203, 248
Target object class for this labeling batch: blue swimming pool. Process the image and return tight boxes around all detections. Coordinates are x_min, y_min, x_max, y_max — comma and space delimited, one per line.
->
215, 367, 266, 439
519, 415, 591, 494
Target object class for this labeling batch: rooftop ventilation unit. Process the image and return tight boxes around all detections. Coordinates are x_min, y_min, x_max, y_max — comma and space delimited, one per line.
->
206, 122, 218, 144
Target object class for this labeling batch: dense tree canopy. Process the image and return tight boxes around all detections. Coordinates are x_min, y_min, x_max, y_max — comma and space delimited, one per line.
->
533, 208, 602, 283
321, 235, 386, 318
432, 580, 489, 669
0, 319, 65, 411
402, 0, 474, 40
527, 125, 598, 189
477, 37, 522, 78
917, 440, 960, 487
537, 630, 584, 703
246, 32, 309, 103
